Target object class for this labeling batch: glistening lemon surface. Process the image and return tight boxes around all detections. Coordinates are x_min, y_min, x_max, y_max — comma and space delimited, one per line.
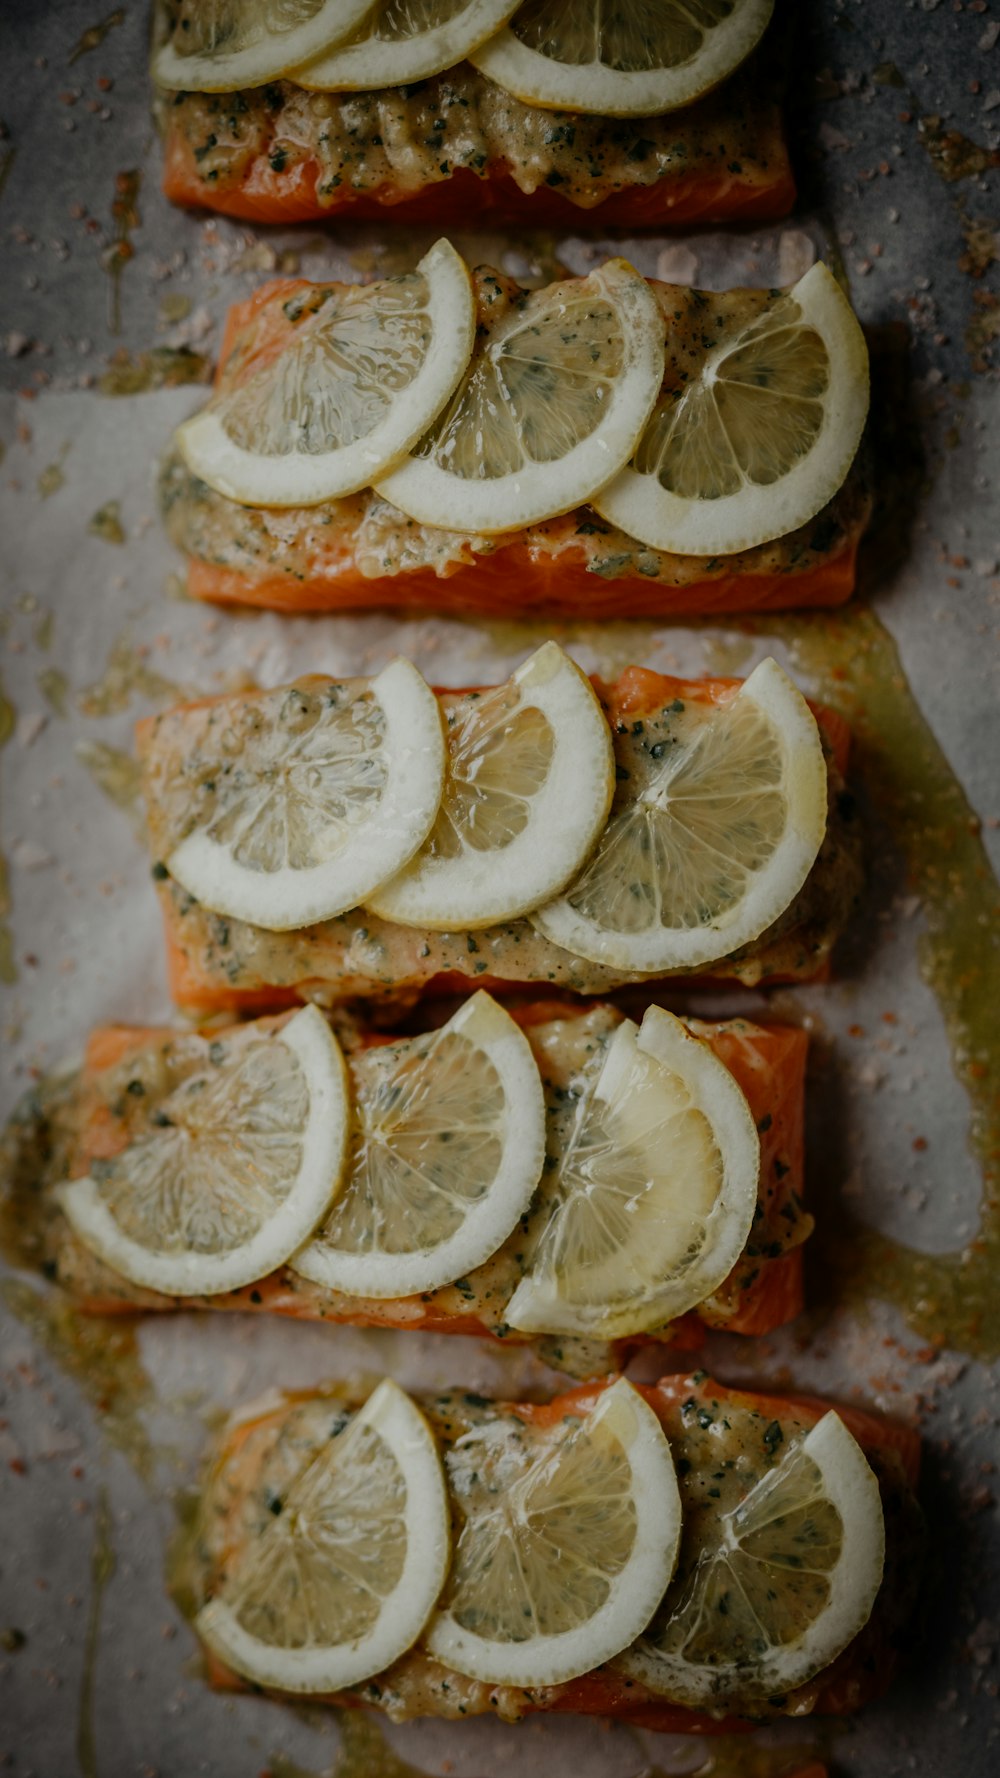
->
177, 240, 475, 508
197, 1380, 450, 1692
472, 0, 775, 117
369, 642, 614, 930
58, 1007, 349, 1297
292, 992, 546, 1298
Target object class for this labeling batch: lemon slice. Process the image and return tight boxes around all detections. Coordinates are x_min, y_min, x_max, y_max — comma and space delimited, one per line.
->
167, 660, 446, 932
595, 264, 869, 556
197, 1379, 450, 1692
533, 657, 828, 974
505, 1007, 758, 1339
295, 0, 521, 89
177, 242, 476, 509
152, 0, 373, 92
472, 0, 774, 116
292, 991, 545, 1298
377, 259, 664, 535
368, 643, 614, 931
427, 1377, 681, 1687
56, 1007, 349, 1298
619, 1410, 885, 1707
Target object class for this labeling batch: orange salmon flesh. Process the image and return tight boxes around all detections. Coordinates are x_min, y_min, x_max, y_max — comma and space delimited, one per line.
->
159, 47, 794, 230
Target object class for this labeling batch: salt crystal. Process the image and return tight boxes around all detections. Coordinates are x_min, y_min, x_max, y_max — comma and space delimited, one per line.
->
777, 231, 817, 284
655, 245, 699, 286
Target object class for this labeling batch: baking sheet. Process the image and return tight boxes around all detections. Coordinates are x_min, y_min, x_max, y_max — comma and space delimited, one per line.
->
2, 3, 1000, 1775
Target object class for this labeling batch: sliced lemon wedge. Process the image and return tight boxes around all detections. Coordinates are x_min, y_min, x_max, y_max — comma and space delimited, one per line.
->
152, 0, 373, 92
292, 991, 545, 1298
368, 642, 614, 931
472, 0, 774, 116
619, 1409, 885, 1707
533, 657, 828, 974
166, 660, 446, 932
505, 1007, 758, 1339
177, 241, 476, 509
197, 1379, 450, 1693
295, 0, 521, 89
595, 264, 869, 556
377, 259, 664, 534
57, 1007, 349, 1297
427, 1377, 681, 1687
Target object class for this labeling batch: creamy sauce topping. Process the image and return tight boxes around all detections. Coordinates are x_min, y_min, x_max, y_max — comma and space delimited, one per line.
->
166, 58, 784, 209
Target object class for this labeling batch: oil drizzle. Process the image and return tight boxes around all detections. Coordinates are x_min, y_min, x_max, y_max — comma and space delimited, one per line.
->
78, 634, 183, 717
77, 1488, 116, 1778
267, 1712, 435, 1778
765, 604, 1000, 1357
99, 345, 212, 397
103, 169, 141, 336
74, 739, 145, 833
331, 1715, 429, 1778
69, 9, 125, 64
0, 673, 15, 985
639, 1740, 828, 1778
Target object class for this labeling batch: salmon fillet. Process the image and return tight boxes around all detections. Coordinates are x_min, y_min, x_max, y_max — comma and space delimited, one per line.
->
139, 667, 861, 1015
159, 50, 793, 229
179, 1371, 922, 1727
162, 272, 871, 618
43, 1005, 808, 1376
